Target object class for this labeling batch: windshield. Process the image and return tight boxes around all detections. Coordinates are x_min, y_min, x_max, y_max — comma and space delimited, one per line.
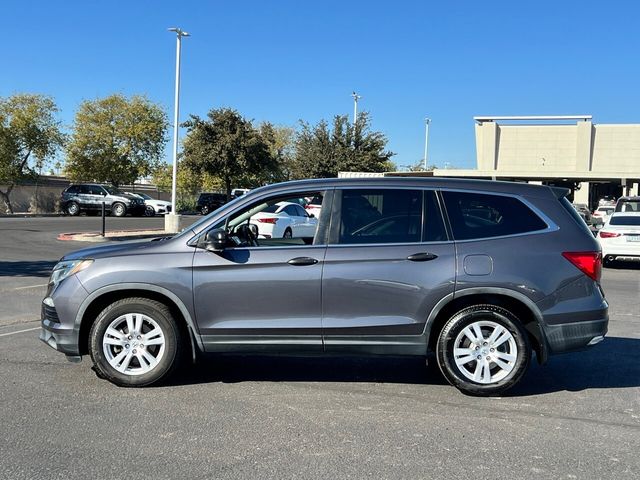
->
610, 216, 640, 226
104, 186, 122, 195
138, 193, 151, 200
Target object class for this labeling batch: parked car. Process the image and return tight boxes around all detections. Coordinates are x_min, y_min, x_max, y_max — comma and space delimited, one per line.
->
598, 196, 616, 207
572, 203, 592, 224
197, 193, 228, 215
126, 192, 172, 216
592, 206, 615, 226
303, 194, 324, 219
614, 196, 640, 213
60, 184, 146, 217
250, 201, 318, 239
41, 178, 608, 396
231, 188, 250, 198
597, 212, 640, 265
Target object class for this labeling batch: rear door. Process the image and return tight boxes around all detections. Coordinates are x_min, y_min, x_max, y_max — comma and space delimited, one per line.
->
321, 188, 456, 353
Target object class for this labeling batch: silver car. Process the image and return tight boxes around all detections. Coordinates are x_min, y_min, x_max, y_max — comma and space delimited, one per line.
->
40, 178, 608, 395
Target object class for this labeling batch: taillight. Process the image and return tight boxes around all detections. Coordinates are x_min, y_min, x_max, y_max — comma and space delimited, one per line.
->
599, 231, 621, 238
562, 251, 602, 282
257, 218, 278, 224
304, 205, 313, 209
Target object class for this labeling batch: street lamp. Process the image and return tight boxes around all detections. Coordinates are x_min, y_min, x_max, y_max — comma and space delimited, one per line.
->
351, 91, 361, 127
166, 27, 190, 233
423, 117, 431, 170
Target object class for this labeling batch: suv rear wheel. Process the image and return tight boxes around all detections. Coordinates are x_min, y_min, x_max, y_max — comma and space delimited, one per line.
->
436, 304, 531, 396
89, 298, 183, 387
66, 201, 80, 216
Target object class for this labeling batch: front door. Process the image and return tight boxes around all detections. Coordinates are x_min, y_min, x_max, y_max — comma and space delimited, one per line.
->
192, 190, 330, 352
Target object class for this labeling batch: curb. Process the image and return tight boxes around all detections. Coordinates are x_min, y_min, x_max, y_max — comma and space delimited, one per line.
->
58, 229, 169, 242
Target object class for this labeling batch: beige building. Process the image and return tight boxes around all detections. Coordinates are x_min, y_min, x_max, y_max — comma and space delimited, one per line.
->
431, 115, 640, 208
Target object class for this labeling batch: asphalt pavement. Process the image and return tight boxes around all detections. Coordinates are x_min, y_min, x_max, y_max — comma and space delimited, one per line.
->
0, 216, 639, 479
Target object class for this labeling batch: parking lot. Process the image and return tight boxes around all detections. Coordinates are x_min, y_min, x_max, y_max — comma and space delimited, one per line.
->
1, 216, 639, 479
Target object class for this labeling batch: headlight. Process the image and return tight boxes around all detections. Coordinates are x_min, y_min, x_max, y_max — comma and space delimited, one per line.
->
49, 259, 93, 287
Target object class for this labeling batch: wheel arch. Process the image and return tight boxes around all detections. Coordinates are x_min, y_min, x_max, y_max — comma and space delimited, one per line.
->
76, 283, 202, 360
425, 288, 548, 364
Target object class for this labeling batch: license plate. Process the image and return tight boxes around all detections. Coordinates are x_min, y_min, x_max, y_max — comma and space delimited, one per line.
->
627, 235, 640, 242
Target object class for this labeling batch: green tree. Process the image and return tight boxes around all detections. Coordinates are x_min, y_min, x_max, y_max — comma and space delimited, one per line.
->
65, 94, 168, 187
152, 161, 222, 196
259, 122, 296, 181
292, 112, 394, 179
181, 108, 275, 199
0, 94, 65, 213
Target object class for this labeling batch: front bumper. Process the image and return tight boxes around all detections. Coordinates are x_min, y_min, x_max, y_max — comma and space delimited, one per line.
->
39, 275, 88, 357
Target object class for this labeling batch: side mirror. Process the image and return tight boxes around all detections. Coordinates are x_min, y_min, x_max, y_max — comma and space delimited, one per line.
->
204, 228, 228, 252
308, 213, 315, 218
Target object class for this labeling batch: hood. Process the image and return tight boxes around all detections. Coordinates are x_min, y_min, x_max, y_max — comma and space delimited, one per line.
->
61, 239, 166, 261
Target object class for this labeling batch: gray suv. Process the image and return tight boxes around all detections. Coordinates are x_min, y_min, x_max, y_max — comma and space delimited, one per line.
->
61, 184, 147, 217
41, 178, 608, 395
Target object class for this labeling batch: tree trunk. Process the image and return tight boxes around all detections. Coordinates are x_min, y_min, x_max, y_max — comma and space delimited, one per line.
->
224, 178, 232, 202
0, 185, 14, 214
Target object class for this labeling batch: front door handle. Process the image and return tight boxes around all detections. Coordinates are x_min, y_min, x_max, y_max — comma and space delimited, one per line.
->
287, 257, 319, 266
407, 252, 438, 262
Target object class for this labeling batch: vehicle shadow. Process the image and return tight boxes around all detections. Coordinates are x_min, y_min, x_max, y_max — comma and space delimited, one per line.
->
167, 336, 640, 395
509, 336, 640, 396
0, 260, 56, 277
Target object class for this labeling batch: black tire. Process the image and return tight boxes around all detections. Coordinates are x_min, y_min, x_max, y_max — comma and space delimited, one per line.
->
145, 206, 156, 217
66, 201, 80, 216
201, 205, 210, 215
436, 304, 531, 396
89, 298, 183, 387
283, 227, 293, 239
111, 202, 126, 217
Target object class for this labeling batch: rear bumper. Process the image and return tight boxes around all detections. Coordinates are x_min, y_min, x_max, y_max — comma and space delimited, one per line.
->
543, 316, 608, 354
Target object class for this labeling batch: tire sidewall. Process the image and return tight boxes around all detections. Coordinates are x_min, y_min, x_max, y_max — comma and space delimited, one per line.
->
436, 305, 530, 396
112, 202, 126, 217
89, 299, 180, 387
67, 202, 79, 216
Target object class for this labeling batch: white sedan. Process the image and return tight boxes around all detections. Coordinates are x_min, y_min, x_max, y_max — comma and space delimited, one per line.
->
132, 193, 172, 216
250, 201, 318, 239
597, 212, 640, 265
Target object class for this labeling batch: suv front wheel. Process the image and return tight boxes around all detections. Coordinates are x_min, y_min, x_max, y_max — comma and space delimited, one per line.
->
89, 298, 183, 387
436, 304, 531, 396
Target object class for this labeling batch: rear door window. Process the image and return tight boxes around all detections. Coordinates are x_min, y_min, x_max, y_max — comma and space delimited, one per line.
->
442, 191, 547, 240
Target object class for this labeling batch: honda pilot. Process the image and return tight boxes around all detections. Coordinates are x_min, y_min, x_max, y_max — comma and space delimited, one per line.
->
41, 178, 608, 395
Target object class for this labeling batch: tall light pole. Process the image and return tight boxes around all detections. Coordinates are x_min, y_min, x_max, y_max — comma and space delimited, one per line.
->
166, 27, 190, 233
423, 117, 431, 170
351, 91, 361, 127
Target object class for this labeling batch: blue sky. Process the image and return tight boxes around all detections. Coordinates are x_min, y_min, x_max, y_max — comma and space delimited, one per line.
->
2, 0, 639, 169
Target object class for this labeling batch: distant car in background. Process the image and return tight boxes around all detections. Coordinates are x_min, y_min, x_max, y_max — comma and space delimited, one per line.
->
61, 184, 146, 217
615, 196, 640, 213
250, 201, 318, 238
598, 196, 616, 207
572, 203, 592, 224
303, 194, 324, 218
231, 188, 250, 198
197, 193, 228, 215
126, 192, 172, 216
597, 212, 640, 265
592, 206, 615, 226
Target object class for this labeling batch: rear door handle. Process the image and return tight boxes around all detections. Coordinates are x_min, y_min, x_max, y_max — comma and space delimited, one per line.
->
287, 257, 319, 266
407, 252, 438, 262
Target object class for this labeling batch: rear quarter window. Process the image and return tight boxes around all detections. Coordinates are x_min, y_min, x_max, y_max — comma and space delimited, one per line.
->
443, 191, 548, 240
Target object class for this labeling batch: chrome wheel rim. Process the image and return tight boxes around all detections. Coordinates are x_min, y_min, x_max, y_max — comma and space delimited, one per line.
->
453, 320, 518, 384
114, 204, 124, 215
68, 203, 78, 214
102, 313, 165, 376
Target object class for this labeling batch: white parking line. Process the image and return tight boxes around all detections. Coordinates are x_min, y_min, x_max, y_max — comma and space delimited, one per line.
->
0, 327, 40, 337
13, 284, 48, 290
